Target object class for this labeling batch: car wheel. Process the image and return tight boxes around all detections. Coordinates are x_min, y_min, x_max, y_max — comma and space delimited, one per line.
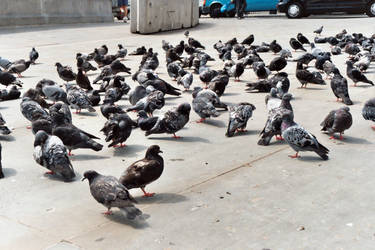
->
227, 10, 236, 17
210, 3, 222, 18
286, 2, 303, 18
366, 1, 375, 17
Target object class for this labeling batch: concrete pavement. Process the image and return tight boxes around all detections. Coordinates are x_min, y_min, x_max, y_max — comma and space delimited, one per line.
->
0, 14, 375, 250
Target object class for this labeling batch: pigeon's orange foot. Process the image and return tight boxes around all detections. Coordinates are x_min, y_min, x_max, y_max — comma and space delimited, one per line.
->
275, 135, 284, 141
172, 134, 181, 139
26, 125, 32, 129
45, 171, 54, 175
288, 153, 300, 159
142, 192, 155, 197
196, 118, 205, 123
113, 143, 126, 148
329, 136, 336, 140
371, 125, 375, 131
102, 210, 113, 215
68, 151, 74, 156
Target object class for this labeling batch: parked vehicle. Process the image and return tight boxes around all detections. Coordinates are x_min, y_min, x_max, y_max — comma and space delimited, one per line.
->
277, 0, 375, 18
200, 0, 279, 18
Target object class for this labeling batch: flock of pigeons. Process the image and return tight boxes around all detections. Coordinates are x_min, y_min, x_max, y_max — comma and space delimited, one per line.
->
0, 27, 374, 220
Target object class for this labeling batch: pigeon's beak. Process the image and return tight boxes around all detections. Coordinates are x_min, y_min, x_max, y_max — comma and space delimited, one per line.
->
81, 177, 87, 181
159, 150, 163, 153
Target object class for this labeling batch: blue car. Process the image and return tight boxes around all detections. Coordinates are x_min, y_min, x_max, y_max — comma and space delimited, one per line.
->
200, 0, 279, 17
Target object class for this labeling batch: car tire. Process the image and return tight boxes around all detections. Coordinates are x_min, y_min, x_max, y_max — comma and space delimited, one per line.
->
286, 2, 303, 18
210, 3, 222, 18
366, 0, 375, 17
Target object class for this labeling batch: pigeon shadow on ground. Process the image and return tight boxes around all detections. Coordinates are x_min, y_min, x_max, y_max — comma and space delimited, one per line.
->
112, 144, 148, 157
223, 92, 240, 97
74, 112, 98, 117
297, 87, 326, 90
2, 168, 17, 178
297, 155, 328, 162
41, 172, 79, 183
86, 72, 98, 77
137, 193, 188, 204
19, 75, 37, 79
201, 119, 227, 128
165, 96, 182, 101
227, 129, 262, 138
336, 135, 372, 145
0, 135, 16, 142
147, 136, 210, 143
70, 154, 110, 161
106, 212, 150, 229
352, 84, 373, 88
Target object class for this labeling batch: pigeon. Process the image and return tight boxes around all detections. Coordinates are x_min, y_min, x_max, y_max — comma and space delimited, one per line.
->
230, 62, 245, 81
167, 62, 182, 80
226, 102, 256, 137
344, 43, 361, 57
289, 38, 306, 52
246, 72, 289, 93
145, 103, 191, 138
42, 84, 68, 104
20, 96, 49, 127
192, 89, 220, 123
346, 61, 373, 86
142, 76, 181, 96
330, 68, 353, 105
52, 121, 103, 155
314, 26, 324, 36
362, 98, 375, 130
199, 68, 218, 86
314, 37, 327, 43
119, 145, 164, 197
0, 85, 21, 101
65, 83, 95, 113
297, 33, 310, 45
321, 107, 353, 140
33, 131, 75, 181
0, 113, 11, 135
354, 54, 371, 72
322, 60, 336, 80
100, 98, 125, 120
23, 88, 51, 109
162, 40, 173, 52
55, 63, 76, 82
93, 50, 118, 66
177, 70, 193, 91
281, 110, 329, 160
265, 88, 282, 112
76, 57, 97, 74
82, 170, 142, 219
101, 113, 133, 148
310, 43, 324, 57
141, 52, 159, 71
184, 30, 190, 37
7, 60, 31, 77
166, 48, 183, 64
241, 34, 254, 46
0, 71, 23, 87
76, 68, 93, 91
87, 90, 101, 107
315, 52, 332, 71
327, 36, 339, 47
31, 118, 53, 135
116, 44, 128, 59
0, 144, 3, 179
174, 41, 185, 56
208, 70, 229, 97
49, 102, 72, 125
270, 40, 282, 54
137, 111, 158, 131
129, 46, 147, 56
29, 47, 39, 64
292, 53, 315, 66
296, 62, 326, 88
97, 45, 109, 56
268, 56, 287, 72
258, 93, 293, 146
331, 46, 342, 55
188, 37, 205, 49
126, 90, 165, 116
128, 85, 148, 106
35, 78, 59, 96
253, 62, 270, 79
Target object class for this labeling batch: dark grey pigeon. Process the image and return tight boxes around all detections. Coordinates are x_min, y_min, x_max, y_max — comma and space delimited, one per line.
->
177, 70, 193, 91
82, 170, 142, 219
100, 98, 125, 120
29, 47, 39, 64
126, 91, 164, 116
101, 113, 133, 148
362, 98, 375, 130
296, 62, 326, 88
292, 53, 315, 66
7, 60, 31, 77
0, 113, 11, 135
20, 97, 49, 126
128, 85, 148, 106
281, 111, 329, 160
65, 83, 95, 114
330, 68, 353, 105
258, 93, 293, 146
0, 85, 21, 101
346, 61, 374, 86
192, 89, 220, 123
289, 38, 306, 52
321, 106, 352, 140
55, 63, 76, 82
137, 111, 158, 131
116, 44, 128, 59
76, 68, 93, 91
0, 71, 23, 87
49, 102, 72, 125
76, 56, 97, 74
167, 62, 182, 80
0, 144, 3, 179
226, 102, 256, 137
314, 26, 323, 36
145, 103, 191, 138
42, 84, 68, 104
33, 131, 75, 181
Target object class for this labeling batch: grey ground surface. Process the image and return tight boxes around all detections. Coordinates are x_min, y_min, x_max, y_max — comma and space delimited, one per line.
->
0, 14, 375, 250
